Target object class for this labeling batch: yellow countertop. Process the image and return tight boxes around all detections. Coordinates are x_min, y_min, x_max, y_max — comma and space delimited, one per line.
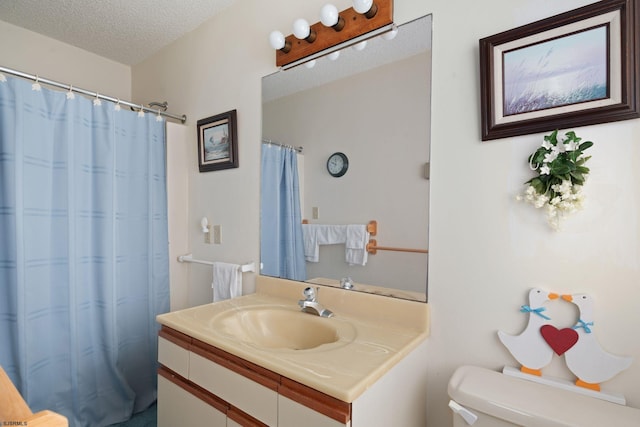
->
156, 276, 429, 402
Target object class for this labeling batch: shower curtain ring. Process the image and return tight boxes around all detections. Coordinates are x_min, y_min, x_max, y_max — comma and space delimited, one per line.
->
32, 74, 42, 91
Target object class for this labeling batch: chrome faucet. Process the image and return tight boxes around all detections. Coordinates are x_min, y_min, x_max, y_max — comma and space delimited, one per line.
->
298, 287, 334, 318
340, 276, 354, 290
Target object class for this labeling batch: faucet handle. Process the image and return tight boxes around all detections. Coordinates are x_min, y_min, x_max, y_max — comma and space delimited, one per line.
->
303, 286, 317, 301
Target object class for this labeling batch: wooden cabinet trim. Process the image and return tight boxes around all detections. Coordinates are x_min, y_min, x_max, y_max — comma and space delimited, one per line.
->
158, 365, 228, 414
279, 377, 351, 424
159, 326, 192, 350
227, 406, 270, 427
190, 338, 280, 392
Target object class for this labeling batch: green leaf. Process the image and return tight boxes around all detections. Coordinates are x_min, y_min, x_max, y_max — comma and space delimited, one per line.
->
551, 162, 572, 175
565, 131, 582, 143
576, 155, 592, 166
579, 141, 593, 151
576, 165, 590, 174
530, 177, 546, 194
570, 171, 584, 184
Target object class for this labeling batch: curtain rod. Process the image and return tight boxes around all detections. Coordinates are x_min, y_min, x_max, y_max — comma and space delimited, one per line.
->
262, 138, 303, 153
0, 66, 187, 124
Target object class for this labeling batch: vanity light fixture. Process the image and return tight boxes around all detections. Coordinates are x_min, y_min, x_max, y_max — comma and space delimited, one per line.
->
270, 0, 393, 69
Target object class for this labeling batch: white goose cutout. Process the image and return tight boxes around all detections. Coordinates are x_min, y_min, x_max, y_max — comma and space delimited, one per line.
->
562, 293, 633, 391
498, 288, 559, 376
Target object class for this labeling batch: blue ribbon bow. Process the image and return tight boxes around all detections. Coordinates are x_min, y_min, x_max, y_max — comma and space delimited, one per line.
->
573, 319, 594, 333
520, 305, 551, 320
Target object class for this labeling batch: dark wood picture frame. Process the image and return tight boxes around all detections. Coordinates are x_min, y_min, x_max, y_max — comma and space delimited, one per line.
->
480, 0, 639, 141
197, 109, 238, 172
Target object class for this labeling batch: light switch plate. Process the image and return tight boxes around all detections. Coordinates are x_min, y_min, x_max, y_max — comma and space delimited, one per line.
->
213, 225, 221, 244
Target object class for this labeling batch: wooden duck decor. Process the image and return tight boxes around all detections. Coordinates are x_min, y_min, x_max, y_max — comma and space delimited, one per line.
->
498, 288, 559, 376
498, 288, 633, 404
561, 293, 633, 392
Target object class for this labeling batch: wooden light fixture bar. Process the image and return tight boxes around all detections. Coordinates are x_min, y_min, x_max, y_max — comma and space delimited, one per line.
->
275, 0, 393, 68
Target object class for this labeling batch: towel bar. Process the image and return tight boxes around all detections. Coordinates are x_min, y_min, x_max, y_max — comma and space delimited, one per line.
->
177, 254, 255, 273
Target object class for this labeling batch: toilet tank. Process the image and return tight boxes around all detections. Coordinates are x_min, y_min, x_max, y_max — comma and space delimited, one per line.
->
448, 365, 640, 427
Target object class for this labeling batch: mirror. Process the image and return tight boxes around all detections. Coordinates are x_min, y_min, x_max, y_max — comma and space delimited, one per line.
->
261, 15, 432, 302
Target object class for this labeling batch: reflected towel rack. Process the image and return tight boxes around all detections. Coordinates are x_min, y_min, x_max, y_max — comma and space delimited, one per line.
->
177, 254, 255, 273
365, 220, 427, 254
301, 219, 378, 235
366, 240, 428, 254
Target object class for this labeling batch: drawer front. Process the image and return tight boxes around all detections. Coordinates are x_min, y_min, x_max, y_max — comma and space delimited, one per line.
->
158, 375, 226, 427
158, 336, 190, 378
279, 395, 350, 427
189, 352, 278, 426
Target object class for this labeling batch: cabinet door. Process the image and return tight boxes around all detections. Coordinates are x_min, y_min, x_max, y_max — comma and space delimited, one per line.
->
157, 375, 226, 427
189, 351, 278, 426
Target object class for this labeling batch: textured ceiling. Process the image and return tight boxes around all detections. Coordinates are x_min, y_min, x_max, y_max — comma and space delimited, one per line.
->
0, 0, 236, 65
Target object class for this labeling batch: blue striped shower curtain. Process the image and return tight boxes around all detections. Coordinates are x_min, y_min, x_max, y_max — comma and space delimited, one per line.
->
260, 144, 306, 281
0, 75, 169, 426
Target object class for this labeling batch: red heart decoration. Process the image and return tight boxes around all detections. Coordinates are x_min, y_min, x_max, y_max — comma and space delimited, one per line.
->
540, 325, 579, 355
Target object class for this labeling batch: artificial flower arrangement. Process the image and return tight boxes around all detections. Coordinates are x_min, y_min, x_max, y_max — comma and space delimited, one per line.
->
517, 130, 593, 230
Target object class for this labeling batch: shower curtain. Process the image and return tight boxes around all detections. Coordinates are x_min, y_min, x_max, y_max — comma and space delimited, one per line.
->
260, 144, 306, 281
0, 76, 169, 426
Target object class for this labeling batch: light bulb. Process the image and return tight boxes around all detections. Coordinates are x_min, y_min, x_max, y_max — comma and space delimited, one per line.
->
269, 30, 291, 53
200, 217, 209, 233
352, 0, 377, 18
352, 40, 367, 51
352, 0, 373, 14
328, 51, 340, 61
305, 60, 317, 69
381, 26, 398, 40
269, 30, 285, 50
293, 19, 311, 39
320, 4, 338, 27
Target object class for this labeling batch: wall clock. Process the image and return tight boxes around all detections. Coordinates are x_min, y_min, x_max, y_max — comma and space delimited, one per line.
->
327, 152, 349, 177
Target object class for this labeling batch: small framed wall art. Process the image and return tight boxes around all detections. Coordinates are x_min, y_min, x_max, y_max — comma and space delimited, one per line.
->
197, 109, 238, 172
479, 0, 639, 141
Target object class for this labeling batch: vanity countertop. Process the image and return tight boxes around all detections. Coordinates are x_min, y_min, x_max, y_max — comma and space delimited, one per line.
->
156, 276, 429, 403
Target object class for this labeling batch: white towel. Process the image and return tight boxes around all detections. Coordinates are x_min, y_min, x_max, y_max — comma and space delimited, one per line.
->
302, 224, 348, 262
212, 262, 241, 302
302, 224, 320, 262
345, 224, 369, 266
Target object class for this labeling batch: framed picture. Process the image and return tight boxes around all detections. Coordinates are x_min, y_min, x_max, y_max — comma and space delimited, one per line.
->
480, 0, 639, 141
197, 109, 238, 172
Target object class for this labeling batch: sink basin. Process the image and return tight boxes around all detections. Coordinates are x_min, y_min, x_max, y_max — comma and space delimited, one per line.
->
211, 306, 354, 351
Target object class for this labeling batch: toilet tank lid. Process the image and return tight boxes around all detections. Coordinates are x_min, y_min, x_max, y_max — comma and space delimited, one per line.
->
448, 366, 640, 427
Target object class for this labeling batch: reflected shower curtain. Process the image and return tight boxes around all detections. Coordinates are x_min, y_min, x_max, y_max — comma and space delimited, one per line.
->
0, 76, 169, 426
260, 144, 306, 281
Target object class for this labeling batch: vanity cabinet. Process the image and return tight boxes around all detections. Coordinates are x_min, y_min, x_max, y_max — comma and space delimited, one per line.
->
158, 326, 350, 427
156, 279, 429, 427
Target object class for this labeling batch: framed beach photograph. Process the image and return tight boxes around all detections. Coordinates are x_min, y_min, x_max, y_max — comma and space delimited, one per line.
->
197, 109, 238, 172
480, 0, 639, 141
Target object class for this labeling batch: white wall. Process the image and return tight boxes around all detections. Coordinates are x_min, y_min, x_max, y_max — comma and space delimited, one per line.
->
0, 20, 131, 100
135, 0, 640, 425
